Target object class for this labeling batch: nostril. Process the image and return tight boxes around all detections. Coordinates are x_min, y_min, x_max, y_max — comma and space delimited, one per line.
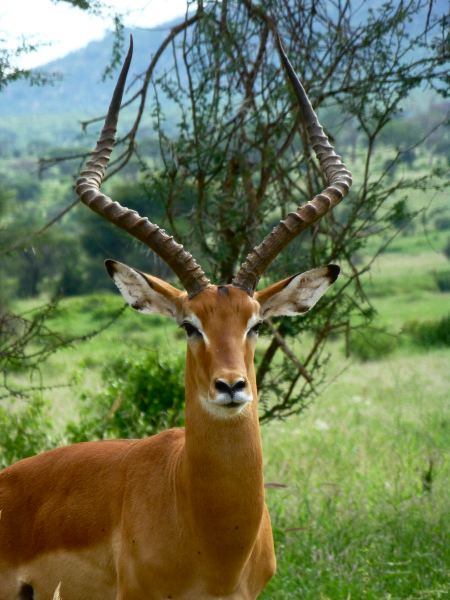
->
232, 379, 246, 393
215, 379, 232, 395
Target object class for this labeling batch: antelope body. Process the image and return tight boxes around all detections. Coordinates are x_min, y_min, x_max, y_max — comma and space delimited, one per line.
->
0, 35, 351, 600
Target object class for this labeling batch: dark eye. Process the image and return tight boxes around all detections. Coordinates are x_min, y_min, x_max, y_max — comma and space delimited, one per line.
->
248, 322, 262, 336
181, 322, 202, 338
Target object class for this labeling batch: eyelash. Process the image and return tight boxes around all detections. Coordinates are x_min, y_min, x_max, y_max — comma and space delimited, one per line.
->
248, 323, 262, 336
181, 322, 202, 338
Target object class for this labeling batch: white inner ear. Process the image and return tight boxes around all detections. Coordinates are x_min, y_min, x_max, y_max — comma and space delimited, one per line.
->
110, 263, 178, 319
260, 267, 335, 319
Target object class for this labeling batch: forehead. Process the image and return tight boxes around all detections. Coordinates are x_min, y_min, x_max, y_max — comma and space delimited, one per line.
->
184, 285, 259, 326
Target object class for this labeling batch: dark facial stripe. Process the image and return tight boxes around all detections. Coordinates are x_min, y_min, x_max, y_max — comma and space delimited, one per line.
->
217, 286, 230, 296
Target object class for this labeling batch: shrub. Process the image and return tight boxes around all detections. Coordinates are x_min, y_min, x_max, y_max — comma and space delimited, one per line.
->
58, 264, 86, 297
349, 328, 397, 361
434, 270, 450, 292
435, 216, 450, 231
67, 351, 185, 442
444, 237, 450, 261
0, 397, 55, 469
405, 314, 450, 348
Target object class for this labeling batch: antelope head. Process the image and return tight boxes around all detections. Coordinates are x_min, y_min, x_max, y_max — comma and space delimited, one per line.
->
76, 36, 352, 419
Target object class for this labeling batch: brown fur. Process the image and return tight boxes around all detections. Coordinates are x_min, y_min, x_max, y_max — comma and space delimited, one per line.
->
0, 284, 276, 600
0, 264, 338, 598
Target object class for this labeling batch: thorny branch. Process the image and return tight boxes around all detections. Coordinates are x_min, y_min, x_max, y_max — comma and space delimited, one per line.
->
0, 301, 126, 401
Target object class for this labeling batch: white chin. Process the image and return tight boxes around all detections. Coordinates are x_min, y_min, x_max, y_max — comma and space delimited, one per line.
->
201, 394, 253, 418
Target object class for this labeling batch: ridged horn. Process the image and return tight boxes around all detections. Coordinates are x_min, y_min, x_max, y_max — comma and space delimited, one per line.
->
75, 35, 210, 298
232, 35, 352, 295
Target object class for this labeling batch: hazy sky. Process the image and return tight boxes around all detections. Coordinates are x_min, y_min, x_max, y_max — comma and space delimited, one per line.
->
1, 0, 190, 69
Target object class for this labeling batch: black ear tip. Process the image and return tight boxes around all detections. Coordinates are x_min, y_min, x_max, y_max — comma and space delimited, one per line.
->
104, 259, 117, 278
327, 264, 340, 283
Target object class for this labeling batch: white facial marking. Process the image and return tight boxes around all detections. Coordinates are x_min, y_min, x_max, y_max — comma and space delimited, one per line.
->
245, 313, 262, 338
212, 389, 253, 406
199, 394, 253, 419
182, 313, 209, 345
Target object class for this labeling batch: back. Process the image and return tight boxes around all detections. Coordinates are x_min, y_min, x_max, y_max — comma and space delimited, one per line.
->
0, 439, 135, 565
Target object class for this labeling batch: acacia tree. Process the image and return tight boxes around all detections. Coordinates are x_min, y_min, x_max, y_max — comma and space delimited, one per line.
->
76, 0, 446, 420
5, 0, 447, 420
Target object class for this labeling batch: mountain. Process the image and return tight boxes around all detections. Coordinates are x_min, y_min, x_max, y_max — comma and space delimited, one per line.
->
0, 2, 446, 155
0, 27, 172, 118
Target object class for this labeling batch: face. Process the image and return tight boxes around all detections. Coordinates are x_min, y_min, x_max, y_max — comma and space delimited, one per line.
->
105, 260, 340, 418
179, 285, 261, 418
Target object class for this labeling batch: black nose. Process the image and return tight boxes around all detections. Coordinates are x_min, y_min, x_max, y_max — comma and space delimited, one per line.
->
232, 379, 246, 393
215, 379, 246, 397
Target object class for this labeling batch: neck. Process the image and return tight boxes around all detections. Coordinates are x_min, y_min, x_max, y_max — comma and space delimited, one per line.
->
180, 354, 265, 590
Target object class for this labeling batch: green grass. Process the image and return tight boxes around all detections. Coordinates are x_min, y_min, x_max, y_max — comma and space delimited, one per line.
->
375, 291, 450, 329
261, 350, 450, 598
358, 250, 450, 331
382, 229, 449, 256
362, 251, 448, 297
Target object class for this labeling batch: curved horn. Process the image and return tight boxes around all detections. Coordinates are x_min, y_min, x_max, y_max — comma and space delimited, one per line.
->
232, 36, 352, 295
75, 36, 210, 298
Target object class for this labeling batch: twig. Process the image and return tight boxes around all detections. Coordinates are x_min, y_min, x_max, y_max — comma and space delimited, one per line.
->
265, 319, 314, 385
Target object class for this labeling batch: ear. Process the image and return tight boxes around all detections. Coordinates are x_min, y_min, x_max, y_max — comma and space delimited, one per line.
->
105, 260, 185, 319
255, 264, 340, 319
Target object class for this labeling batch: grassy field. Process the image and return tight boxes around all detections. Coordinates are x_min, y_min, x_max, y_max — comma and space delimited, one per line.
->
259, 244, 450, 598
261, 348, 449, 598
5, 241, 450, 597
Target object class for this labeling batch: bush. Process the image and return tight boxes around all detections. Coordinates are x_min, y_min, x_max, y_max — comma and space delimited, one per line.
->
434, 270, 450, 292
0, 397, 55, 469
444, 237, 450, 261
67, 351, 185, 442
58, 264, 86, 297
349, 328, 397, 361
434, 216, 450, 231
405, 314, 450, 348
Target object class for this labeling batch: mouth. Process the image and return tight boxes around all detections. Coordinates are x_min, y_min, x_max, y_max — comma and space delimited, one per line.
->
205, 392, 253, 416
211, 394, 252, 407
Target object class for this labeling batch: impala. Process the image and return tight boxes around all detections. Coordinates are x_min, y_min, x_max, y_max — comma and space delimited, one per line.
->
0, 35, 351, 600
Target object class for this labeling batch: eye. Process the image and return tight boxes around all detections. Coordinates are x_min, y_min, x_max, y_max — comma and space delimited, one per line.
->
181, 321, 202, 338
248, 322, 262, 337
